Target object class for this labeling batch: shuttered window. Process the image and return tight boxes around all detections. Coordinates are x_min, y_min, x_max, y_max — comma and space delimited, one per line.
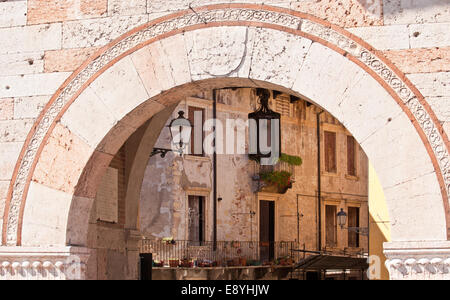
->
325, 205, 337, 247
324, 131, 337, 173
347, 136, 356, 176
188, 195, 205, 245
188, 106, 205, 156
274, 95, 292, 117
348, 207, 360, 248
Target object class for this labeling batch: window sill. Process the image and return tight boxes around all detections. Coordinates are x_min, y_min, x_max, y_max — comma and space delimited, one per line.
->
184, 155, 211, 162
345, 174, 359, 181
322, 171, 339, 178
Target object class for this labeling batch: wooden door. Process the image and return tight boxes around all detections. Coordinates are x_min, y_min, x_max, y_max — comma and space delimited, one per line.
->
260, 200, 275, 262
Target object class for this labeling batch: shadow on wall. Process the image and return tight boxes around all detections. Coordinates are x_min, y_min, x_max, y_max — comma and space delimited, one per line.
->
369, 213, 390, 280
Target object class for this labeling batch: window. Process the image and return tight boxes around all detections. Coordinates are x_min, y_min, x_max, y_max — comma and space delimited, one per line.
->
348, 207, 360, 248
188, 106, 205, 156
324, 131, 337, 173
347, 136, 356, 176
325, 205, 337, 247
274, 94, 293, 117
188, 195, 205, 245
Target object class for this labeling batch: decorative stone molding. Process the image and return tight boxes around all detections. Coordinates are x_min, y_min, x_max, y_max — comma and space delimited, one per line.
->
384, 241, 450, 280
0, 247, 91, 280
3, 4, 449, 246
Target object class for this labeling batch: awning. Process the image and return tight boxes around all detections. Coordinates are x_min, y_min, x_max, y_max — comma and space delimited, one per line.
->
295, 255, 369, 271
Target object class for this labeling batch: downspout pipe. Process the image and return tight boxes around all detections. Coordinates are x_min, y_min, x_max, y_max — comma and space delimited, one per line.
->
316, 110, 324, 252
213, 89, 218, 251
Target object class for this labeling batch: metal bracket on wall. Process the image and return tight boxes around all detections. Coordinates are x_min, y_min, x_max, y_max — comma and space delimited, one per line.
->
150, 148, 172, 158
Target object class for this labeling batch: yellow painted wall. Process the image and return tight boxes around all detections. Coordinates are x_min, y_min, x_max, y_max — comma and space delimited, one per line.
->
368, 163, 391, 280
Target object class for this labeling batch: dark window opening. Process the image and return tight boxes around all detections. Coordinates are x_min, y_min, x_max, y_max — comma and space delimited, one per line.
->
348, 207, 360, 248
188, 106, 205, 156
324, 131, 337, 173
325, 205, 337, 247
347, 136, 356, 176
188, 195, 205, 245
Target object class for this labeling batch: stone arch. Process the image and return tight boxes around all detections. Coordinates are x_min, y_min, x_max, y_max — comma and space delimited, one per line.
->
1, 4, 449, 270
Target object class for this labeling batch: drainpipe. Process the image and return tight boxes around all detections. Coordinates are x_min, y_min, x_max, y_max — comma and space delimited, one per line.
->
213, 89, 218, 251
316, 111, 324, 252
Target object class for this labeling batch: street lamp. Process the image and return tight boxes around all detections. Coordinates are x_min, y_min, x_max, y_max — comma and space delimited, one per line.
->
337, 208, 347, 229
248, 88, 281, 163
151, 111, 192, 157
336, 208, 369, 236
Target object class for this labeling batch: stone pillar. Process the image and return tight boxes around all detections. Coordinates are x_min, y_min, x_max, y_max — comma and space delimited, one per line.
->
125, 229, 143, 280
384, 241, 450, 280
0, 246, 91, 280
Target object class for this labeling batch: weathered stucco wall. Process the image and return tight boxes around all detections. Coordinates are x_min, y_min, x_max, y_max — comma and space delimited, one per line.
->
140, 88, 369, 254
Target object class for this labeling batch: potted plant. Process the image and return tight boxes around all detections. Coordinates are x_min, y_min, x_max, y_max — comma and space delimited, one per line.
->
169, 258, 179, 267
252, 153, 302, 194
180, 258, 192, 268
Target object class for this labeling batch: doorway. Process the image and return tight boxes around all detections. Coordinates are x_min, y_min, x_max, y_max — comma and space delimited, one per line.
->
260, 200, 275, 262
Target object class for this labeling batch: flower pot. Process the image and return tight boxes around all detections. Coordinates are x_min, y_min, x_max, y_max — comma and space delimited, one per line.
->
169, 259, 179, 267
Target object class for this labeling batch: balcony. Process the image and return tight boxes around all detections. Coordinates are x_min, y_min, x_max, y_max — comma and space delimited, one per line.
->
140, 239, 302, 268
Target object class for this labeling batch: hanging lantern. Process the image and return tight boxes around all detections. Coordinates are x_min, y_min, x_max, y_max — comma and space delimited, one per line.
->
168, 111, 192, 156
248, 88, 281, 164
337, 208, 347, 229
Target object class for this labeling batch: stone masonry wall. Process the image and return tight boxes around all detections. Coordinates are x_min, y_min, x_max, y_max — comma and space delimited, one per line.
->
0, 0, 448, 246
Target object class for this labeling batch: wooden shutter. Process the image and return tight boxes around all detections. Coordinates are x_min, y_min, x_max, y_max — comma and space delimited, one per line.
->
348, 207, 360, 248
324, 131, 337, 173
325, 205, 337, 247
347, 136, 356, 176
188, 106, 204, 156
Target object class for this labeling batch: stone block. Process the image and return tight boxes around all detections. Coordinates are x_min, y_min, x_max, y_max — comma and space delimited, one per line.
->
108, 0, 147, 16
95, 122, 137, 155
62, 14, 148, 49
74, 150, 113, 198
44, 47, 100, 73
383, 0, 450, 25
249, 28, 313, 89
89, 56, 150, 121
66, 196, 95, 246
61, 86, 118, 149
348, 25, 410, 50
292, 41, 367, 124
407, 72, 450, 98
158, 35, 192, 87
32, 123, 93, 194
383, 47, 450, 74
409, 23, 450, 48
0, 98, 13, 120
0, 119, 34, 143
291, 0, 383, 27
184, 26, 255, 81
13, 95, 50, 120
383, 172, 446, 241
0, 1, 27, 28
21, 182, 73, 247
361, 112, 435, 190
0, 142, 23, 180
0, 72, 71, 98
27, 0, 108, 25
130, 46, 165, 98
0, 23, 62, 54
425, 96, 450, 122
0, 180, 9, 215
0, 52, 44, 76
